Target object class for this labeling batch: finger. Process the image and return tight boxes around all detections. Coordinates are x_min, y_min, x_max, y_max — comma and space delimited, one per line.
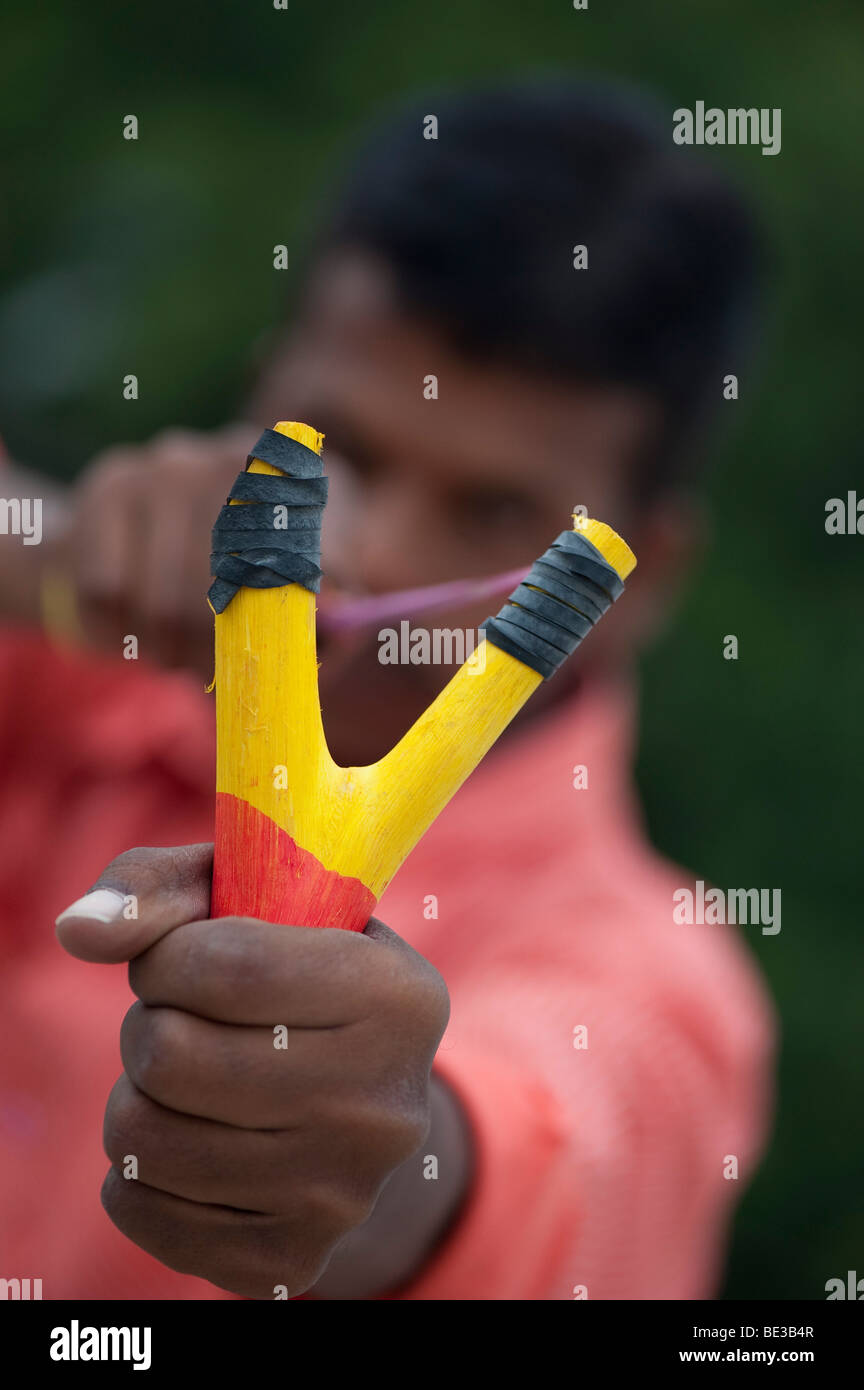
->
128, 915, 405, 1026
119, 1001, 359, 1127
140, 491, 192, 626
103, 1074, 384, 1214
100, 1166, 329, 1299
75, 453, 140, 604
139, 442, 214, 626
104, 1074, 280, 1209
55, 843, 213, 963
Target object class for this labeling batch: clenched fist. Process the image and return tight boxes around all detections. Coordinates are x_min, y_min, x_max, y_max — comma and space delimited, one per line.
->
56, 844, 458, 1299
70, 426, 261, 673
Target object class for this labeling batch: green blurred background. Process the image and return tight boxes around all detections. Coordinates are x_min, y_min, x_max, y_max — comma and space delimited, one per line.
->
1, 0, 861, 1299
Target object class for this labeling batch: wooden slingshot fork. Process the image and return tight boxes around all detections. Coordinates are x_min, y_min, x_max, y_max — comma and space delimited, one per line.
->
210, 421, 636, 931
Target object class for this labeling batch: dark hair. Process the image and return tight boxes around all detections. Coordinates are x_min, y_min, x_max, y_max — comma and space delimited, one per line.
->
318, 77, 763, 500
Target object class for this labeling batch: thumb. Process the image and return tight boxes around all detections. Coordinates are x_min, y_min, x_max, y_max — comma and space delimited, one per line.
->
55, 843, 213, 963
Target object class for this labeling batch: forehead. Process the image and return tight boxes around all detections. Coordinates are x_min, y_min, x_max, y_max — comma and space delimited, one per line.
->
253, 253, 656, 494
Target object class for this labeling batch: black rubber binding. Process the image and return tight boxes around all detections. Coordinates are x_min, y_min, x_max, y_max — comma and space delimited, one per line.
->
483, 528, 625, 678
208, 429, 328, 614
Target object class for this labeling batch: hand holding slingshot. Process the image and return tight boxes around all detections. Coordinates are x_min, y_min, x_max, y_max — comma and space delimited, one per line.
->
209, 421, 635, 932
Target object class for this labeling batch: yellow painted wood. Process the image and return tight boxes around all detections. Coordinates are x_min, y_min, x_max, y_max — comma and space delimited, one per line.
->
215, 421, 633, 900
580, 518, 637, 580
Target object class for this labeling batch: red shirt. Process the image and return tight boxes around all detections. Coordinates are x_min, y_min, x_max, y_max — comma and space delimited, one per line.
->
0, 628, 775, 1299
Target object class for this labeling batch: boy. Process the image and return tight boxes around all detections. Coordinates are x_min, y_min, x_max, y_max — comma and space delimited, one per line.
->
1, 79, 774, 1299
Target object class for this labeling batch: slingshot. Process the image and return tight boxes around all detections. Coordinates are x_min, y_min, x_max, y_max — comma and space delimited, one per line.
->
209, 421, 635, 932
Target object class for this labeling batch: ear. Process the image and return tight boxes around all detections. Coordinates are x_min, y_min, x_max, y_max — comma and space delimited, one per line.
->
619, 491, 708, 649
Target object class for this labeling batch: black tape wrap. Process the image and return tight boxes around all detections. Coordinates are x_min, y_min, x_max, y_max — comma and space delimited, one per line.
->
208, 429, 328, 614
482, 529, 625, 679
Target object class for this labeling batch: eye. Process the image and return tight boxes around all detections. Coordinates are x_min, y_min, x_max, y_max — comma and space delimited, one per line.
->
323, 439, 379, 485
451, 486, 534, 529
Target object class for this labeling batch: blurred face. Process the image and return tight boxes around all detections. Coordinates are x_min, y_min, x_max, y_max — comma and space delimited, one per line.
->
250, 252, 678, 765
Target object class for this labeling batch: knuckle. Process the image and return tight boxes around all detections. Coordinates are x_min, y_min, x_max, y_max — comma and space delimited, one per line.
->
305, 1179, 374, 1239
314, 1073, 430, 1171
96, 844, 178, 904
418, 969, 451, 1038
102, 1078, 146, 1164
359, 1092, 429, 1171
388, 965, 450, 1047
100, 1165, 131, 1226
252, 1227, 329, 1300
268, 1259, 321, 1301
120, 1002, 183, 1095
94, 845, 154, 894
383, 1104, 429, 1167
83, 453, 138, 496
195, 919, 265, 993
151, 429, 210, 467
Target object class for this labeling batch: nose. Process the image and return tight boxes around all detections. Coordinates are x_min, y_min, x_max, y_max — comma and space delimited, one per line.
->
323, 476, 438, 595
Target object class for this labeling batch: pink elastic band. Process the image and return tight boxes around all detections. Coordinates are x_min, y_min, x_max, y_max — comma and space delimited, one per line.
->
317, 566, 529, 634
